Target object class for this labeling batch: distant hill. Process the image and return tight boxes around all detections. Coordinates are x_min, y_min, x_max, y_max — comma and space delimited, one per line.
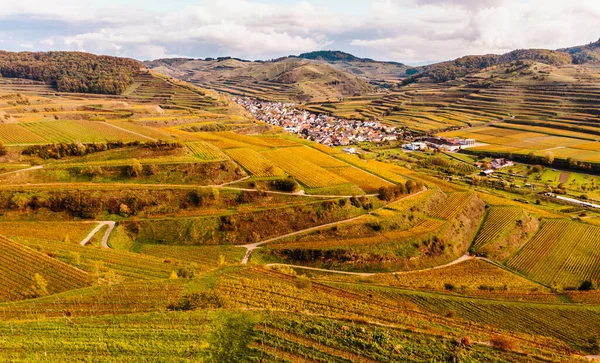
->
292, 51, 412, 81
559, 39, 600, 64
144, 57, 374, 102
297, 51, 371, 62
0, 51, 141, 94
402, 48, 574, 84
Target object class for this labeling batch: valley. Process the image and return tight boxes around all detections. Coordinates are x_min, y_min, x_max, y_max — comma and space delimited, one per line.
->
0, 38, 600, 362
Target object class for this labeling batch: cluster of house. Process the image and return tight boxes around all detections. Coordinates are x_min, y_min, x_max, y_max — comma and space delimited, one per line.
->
478, 158, 515, 176
403, 137, 476, 152
234, 98, 402, 146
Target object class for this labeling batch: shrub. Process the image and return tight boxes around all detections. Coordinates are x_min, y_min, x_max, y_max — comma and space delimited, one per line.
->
579, 280, 596, 291
167, 291, 224, 311
176, 267, 195, 279
0, 141, 6, 156
271, 177, 299, 192
125, 159, 143, 178
30, 273, 48, 298
444, 283, 456, 291
490, 336, 517, 351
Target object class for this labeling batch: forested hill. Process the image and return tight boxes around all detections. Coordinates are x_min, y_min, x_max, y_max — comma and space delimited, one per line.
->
403, 49, 573, 84
0, 51, 141, 94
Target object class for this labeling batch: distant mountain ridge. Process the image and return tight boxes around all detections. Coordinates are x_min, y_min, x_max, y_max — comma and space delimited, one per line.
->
559, 38, 600, 64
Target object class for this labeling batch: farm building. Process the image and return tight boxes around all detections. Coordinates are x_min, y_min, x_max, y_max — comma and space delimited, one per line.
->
425, 137, 463, 152
490, 158, 514, 169
403, 142, 427, 151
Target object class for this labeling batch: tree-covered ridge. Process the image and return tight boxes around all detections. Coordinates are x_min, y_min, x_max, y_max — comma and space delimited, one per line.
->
404, 49, 573, 84
0, 51, 141, 94
560, 39, 600, 64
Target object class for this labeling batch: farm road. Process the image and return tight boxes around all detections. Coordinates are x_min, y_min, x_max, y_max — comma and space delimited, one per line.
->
80, 221, 116, 248
264, 254, 474, 277
0, 165, 43, 177
239, 187, 429, 264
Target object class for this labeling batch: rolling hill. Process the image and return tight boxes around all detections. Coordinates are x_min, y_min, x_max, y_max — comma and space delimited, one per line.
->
145, 56, 374, 102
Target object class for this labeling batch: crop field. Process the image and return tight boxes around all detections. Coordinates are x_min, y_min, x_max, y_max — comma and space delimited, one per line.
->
0, 311, 216, 361
0, 280, 184, 320
218, 267, 582, 356
471, 207, 524, 251
0, 236, 90, 301
0, 222, 95, 243
267, 218, 446, 251
17, 121, 145, 144
380, 259, 541, 292
0, 120, 148, 145
262, 148, 349, 188
225, 148, 286, 177
284, 146, 348, 168
336, 153, 411, 183
138, 244, 245, 266
341, 282, 600, 352
185, 141, 228, 161
429, 192, 473, 220
14, 237, 183, 281
0, 124, 47, 144
506, 220, 600, 287
387, 188, 438, 211
328, 166, 394, 193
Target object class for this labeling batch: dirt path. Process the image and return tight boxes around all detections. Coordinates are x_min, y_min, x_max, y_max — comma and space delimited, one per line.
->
264, 254, 475, 277
239, 187, 429, 264
0, 181, 376, 199
104, 122, 156, 141
80, 221, 116, 248
0, 165, 43, 177
586, 356, 600, 361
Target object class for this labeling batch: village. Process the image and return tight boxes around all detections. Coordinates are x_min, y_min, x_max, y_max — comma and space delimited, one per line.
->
234, 98, 402, 146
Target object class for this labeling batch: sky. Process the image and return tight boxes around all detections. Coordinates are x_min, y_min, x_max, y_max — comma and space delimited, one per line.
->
0, 0, 599, 65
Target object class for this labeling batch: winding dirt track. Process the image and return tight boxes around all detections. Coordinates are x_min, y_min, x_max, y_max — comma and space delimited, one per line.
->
264, 254, 474, 276
79, 221, 116, 248
239, 187, 429, 264
0, 165, 43, 177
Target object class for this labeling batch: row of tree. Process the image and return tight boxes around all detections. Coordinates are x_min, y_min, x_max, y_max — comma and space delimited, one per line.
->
0, 51, 141, 94
22, 140, 182, 159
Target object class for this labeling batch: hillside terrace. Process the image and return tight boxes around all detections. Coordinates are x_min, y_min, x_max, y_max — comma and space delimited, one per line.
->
235, 97, 402, 146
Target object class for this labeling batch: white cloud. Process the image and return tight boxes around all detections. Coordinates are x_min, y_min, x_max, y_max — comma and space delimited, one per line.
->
0, 0, 598, 64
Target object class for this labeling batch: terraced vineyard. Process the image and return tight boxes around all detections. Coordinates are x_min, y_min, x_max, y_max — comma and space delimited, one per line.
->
471, 207, 524, 251
341, 282, 600, 352
430, 192, 474, 220
262, 148, 349, 188
0, 236, 90, 301
328, 166, 394, 193
0, 124, 46, 144
225, 148, 286, 177
336, 153, 411, 183
185, 141, 228, 161
15, 237, 184, 281
506, 220, 600, 287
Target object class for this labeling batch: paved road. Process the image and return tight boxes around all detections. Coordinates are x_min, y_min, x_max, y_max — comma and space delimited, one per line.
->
80, 221, 116, 248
